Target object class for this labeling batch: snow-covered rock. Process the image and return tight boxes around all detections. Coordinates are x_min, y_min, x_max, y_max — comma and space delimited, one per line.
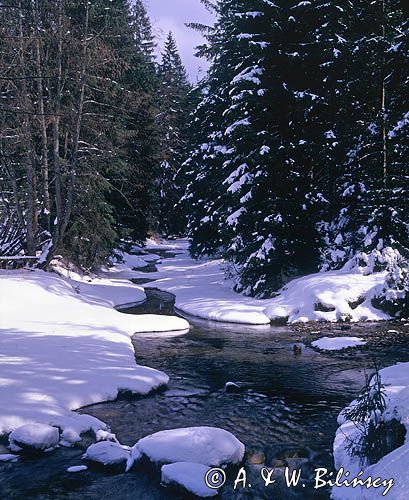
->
161, 462, 218, 498
67, 465, 88, 473
9, 424, 59, 452
311, 337, 366, 351
83, 441, 130, 466
142, 254, 161, 263
60, 428, 82, 447
130, 426, 245, 468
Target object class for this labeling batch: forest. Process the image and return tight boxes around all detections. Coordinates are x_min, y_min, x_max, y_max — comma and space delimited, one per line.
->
0, 0, 408, 315
0, 0, 192, 268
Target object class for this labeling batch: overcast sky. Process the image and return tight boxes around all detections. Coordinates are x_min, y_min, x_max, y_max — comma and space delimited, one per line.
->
145, 0, 215, 82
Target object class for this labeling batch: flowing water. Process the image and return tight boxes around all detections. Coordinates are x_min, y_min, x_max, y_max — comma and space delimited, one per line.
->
2, 264, 409, 499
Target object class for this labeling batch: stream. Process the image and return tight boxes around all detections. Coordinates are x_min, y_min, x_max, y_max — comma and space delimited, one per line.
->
2, 258, 409, 499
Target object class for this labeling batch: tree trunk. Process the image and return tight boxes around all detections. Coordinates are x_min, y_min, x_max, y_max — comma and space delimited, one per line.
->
40, 1, 89, 268
33, 0, 51, 232
18, 0, 38, 256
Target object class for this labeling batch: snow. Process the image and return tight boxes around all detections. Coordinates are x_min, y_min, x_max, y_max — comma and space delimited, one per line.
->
51, 259, 147, 309
129, 427, 245, 468
98, 251, 153, 280
0, 268, 189, 440
129, 240, 390, 325
311, 337, 366, 351
67, 465, 88, 473
140, 253, 161, 263
83, 441, 130, 466
333, 361, 409, 499
9, 424, 59, 452
0, 454, 19, 462
161, 462, 218, 498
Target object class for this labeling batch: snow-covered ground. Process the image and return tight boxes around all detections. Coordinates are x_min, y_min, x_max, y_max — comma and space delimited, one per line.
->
134, 239, 390, 325
333, 362, 409, 499
0, 267, 188, 442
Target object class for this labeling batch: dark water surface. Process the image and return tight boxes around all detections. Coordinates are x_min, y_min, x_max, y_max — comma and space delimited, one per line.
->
2, 285, 409, 499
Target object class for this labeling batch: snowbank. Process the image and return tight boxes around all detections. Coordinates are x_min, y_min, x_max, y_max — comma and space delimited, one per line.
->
129, 426, 245, 468
265, 268, 390, 323
333, 362, 409, 499
52, 256, 148, 308
130, 240, 390, 325
311, 337, 366, 351
0, 269, 189, 440
161, 462, 218, 497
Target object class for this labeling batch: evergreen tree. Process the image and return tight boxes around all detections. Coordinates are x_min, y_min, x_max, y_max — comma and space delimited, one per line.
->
157, 32, 191, 236
185, 0, 408, 305
0, 0, 163, 267
186, 0, 325, 295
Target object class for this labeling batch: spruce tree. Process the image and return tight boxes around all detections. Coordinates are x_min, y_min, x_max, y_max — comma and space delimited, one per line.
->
157, 32, 191, 236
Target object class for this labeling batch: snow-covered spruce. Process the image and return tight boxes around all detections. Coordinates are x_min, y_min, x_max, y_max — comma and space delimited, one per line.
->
161, 462, 218, 498
333, 362, 409, 499
127, 426, 245, 470
0, 268, 188, 441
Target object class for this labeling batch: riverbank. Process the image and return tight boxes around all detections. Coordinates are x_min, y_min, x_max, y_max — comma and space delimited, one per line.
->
0, 268, 188, 441
129, 239, 391, 325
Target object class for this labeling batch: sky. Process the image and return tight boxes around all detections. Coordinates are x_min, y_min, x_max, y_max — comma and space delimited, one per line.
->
145, 0, 215, 82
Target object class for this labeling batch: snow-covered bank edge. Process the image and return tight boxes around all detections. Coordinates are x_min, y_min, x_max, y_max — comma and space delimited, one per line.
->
332, 361, 409, 499
0, 267, 189, 450
131, 239, 392, 325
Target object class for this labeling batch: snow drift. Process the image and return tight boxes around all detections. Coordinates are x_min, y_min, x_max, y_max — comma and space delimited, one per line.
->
0, 269, 189, 440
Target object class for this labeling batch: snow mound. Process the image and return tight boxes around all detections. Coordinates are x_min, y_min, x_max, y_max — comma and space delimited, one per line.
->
131, 426, 245, 467
161, 462, 218, 498
9, 424, 59, 452
83, 441, 130, 466
265, 268, 389, 323
311, 337, 366, 351
67, 465, 88, 473
333, 361, 409, 499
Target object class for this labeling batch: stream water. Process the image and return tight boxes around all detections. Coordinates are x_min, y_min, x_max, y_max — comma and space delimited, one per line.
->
2, 259, 409, 499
